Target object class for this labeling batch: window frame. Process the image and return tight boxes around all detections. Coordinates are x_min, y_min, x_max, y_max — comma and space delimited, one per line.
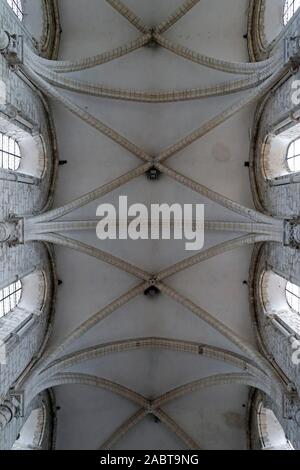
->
283, 0, 300, 25
286, 281, 300, 314
257, 402, 294, 450
0, 132, 21, 172
0, 280, 22, 319
286, 137, 300, 174
6, 0, 23, 21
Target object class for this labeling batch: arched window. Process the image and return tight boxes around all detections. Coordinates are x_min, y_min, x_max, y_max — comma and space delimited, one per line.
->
284, 0, 300, 25
286, 281, 300, 314
12, 406, 46, 450
257, 402, 293, 449
286, 138, 300, 173
6, 0, 23, 21
0, 280, 22, 318
260, 271, 300, 335
261, 126, 300, 182
0, 132, 21, 171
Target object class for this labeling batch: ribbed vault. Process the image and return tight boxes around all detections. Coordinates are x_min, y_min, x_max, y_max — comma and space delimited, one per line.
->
2, 0, 297, 449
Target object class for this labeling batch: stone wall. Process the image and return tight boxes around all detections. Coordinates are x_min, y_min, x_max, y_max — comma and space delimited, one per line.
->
248, 3, 300, 449
0, 0, 57, 449
249, 243, 300, 448
250, 72, 300, 217
248, 389, 296, 450
0, 242, 56, 398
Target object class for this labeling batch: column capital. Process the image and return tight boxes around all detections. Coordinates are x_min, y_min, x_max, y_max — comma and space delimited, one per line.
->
283, 392, 300, 426
0, 30, 10, 52
284, 219, 300, 248
2, 33, 23, 67
0, 217, 24, 246
0, 392, 24, 430
0, 401, 16, 430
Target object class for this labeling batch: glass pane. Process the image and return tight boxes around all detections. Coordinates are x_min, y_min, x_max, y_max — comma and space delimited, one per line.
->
287, 137, 300, 173
6, 0, 23, 21
284, 0, 300, 25
0, 132, 21, 171
3, 135, 9, 152
0, 280, 22, 318
286, 281, 300, 314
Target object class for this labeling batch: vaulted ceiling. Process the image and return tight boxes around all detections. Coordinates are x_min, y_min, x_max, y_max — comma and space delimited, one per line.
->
25, 0, 267, 449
